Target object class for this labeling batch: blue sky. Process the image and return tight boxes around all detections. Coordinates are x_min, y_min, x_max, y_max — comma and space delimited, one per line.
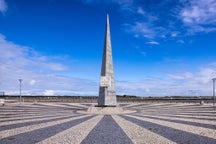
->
0, 0, 216, 96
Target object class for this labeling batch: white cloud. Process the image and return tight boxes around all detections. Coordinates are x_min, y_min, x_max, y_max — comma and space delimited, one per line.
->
126, 22, 156, 39
171, 32, 179, 37
195, 67, 216, 84
47, 63, 67, 71
181, 0, 216, 25
80, 0, 161, 40
30, 80, 36, 86
80, 0, 133, 10
1, 32, 215, 97
180, 0, 216, 33
137, 7, 145, 15
0, 0, 7, 14
114, 0, 134, 11
146, 41, 159, 45
80, 0, 216, 39
167, 72, 193, 80
0, 34, 98, 96
0, 35, 68, 72
118, 0, 216, 37
116, 78, 175, 96
43, 90, 55, 96
116, 65, 216, 96
167, 67, 216, 84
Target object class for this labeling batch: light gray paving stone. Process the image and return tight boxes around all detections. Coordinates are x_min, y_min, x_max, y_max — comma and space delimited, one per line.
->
112, 115, 176, 144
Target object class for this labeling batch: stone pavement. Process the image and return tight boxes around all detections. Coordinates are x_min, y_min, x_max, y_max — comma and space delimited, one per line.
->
0, 102, 215, 144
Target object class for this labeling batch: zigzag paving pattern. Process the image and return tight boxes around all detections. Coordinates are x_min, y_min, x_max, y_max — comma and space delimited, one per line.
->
0, 102, 215, 144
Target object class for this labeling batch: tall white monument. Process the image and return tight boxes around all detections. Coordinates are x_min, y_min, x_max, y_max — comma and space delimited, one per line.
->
98, 15, 117, 107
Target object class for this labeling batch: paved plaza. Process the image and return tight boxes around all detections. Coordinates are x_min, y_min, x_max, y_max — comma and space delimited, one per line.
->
0, 102, 215, 144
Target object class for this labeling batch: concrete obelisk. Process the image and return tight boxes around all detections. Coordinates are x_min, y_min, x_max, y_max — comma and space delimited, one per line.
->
98, 15, 117, 107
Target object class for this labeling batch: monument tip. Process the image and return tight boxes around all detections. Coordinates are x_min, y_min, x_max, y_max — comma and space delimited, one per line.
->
106, 14, 109, 22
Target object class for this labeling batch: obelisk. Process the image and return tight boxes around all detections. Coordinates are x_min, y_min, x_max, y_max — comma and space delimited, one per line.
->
98, 15, 117, 107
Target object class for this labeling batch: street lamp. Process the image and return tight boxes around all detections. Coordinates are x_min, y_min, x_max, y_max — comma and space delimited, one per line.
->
18, 79, 22, 103
212, 78, 216, 106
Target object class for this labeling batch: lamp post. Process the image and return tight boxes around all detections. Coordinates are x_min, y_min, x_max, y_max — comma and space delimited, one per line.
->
18, 79, 22, 103
212, 78, 216, 106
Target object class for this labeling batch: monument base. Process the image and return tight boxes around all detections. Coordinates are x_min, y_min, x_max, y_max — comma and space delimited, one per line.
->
83, 106, 135, 114
96, 105, 116, 107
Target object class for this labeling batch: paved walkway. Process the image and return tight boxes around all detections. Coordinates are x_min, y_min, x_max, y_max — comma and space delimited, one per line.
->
0, 102, 215, 144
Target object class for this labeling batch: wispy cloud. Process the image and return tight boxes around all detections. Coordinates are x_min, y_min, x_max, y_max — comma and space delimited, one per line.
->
146, 41, 159, 45
125, 22, 156, 39
116, 65, 216, 96
43, 90, 55, 96
171, 31, 179, 37
1, 33, 215, 96
0, 0, 7, 14
0, 34, 98, 96
115, 1, 175, 40
167, 66, 216, 84
80, 0, 133, 7
79, 0, 216, 39
180, 0, 216, 33
79, 0, 160, 40
167, 72, 193, 80
137, 7, 145, 15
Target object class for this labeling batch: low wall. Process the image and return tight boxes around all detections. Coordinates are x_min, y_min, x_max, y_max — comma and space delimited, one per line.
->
1, 96, 214, 104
